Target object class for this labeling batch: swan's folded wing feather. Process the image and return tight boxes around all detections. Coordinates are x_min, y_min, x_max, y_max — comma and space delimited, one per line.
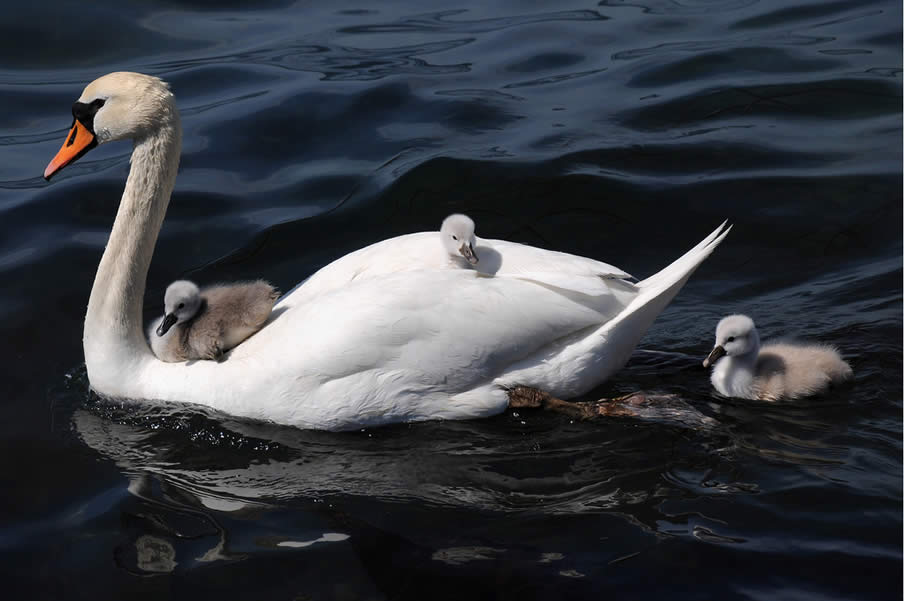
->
236, 270, 609, 392
480, 238, 634, 280
277, 232, 636, 310
498, 271, 638, 300
277, 232, 445, 308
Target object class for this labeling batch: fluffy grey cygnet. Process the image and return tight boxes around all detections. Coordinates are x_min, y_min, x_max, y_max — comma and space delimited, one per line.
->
440, 213, 479, 265
703, 314, 853, 401
149, 280, 280, 362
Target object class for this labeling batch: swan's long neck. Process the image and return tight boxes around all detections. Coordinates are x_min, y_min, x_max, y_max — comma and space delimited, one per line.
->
84, 115, 181, 386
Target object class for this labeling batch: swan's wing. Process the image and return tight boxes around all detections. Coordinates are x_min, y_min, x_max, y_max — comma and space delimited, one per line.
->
275, 271, 613, 379
498, 271, 638, 299
278, 232, 637, 310
479, 238, 634, 280
277, 232, 445, 308
225, 270, 617, 428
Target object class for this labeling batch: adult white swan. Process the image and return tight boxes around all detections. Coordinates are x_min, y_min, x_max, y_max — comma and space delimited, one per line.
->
45, 72, 729, 431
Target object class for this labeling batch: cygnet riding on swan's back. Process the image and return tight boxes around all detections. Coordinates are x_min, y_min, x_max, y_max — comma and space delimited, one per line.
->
282, 211, 642, 302
440, 213, 479, 265
149, 280, 279, 362
44, 71, 731, 431
703, 314, 853, 401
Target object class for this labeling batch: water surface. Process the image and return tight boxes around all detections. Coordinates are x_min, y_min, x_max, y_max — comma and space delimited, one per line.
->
0, 0, 901, 598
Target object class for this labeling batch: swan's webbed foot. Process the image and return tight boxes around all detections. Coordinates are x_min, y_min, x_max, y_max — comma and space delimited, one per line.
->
506, 387, 678, 420
506, 386, 597, 419
583, 392, 664, 418
506, 386, 548, 409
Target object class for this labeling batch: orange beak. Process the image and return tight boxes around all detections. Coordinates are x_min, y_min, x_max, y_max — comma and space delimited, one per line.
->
44, 119, 97, 181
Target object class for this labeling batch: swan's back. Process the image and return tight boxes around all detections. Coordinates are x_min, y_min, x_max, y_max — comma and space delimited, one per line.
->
755, 342, 853, 401
476, 237, 633, 280
278, 232, 638, 310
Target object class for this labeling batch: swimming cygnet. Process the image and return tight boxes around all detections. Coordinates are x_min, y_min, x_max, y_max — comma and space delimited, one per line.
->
149, 280, 279, 362
440, 213, 479, 265
703, 314, 853, 401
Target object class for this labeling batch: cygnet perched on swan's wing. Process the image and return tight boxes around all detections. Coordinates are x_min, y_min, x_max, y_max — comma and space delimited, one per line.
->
434, 213, 634, 297
703, 314, 853, 401
441, 213, 479, 265
149, 280, 279, 362
282, 212, 641, 304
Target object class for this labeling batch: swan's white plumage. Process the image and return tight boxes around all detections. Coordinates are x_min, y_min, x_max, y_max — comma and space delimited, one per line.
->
278, 230, 639, 308
51, 72, 731, 431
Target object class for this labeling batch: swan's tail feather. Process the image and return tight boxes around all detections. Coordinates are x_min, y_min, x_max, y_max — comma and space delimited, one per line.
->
492, 221, 731, 399
583, 221, 731, 384
637, 220, 730, 291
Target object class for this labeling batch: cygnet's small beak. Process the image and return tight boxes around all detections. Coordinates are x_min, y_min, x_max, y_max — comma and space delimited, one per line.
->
459, 242, 478, 265
44, 119, 98, 181
703, 345, 726, 368
156, 313, 179, 337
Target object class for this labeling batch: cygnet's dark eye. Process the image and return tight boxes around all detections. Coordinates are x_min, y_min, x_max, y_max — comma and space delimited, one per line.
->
452, 235, 458, 241
177, 303, 185, 309
726, 336, 736, 343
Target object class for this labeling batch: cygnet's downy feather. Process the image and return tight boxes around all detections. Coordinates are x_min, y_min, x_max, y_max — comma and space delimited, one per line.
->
703, 314, 853, 401
149, 280, 279, 362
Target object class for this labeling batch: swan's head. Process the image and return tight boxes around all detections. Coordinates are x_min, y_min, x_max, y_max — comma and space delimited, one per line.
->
703, 314, 760, 367
440, 213, 478, 265
156, 280, 202, 337
44, 72, 177, 180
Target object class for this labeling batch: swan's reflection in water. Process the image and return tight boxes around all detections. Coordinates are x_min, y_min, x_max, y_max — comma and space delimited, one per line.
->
74, 392, 725, 514
133, 535, 176, 574
69, 386, 876, 596
72, 392, 758, 588
76, 382, 870, 597
115, 471, 247, 575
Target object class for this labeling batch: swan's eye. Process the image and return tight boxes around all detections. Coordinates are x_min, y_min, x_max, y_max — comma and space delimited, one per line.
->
452, 235, 458, 241
177, 303, 185, 309
727, 336, 735, 343
71, 98, 107, 134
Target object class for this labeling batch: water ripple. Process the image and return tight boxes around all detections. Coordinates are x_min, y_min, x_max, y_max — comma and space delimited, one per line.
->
598, 0, 758, 16
1, 0, 901, 597
504, 67, 609, 90
338, 9, 609, 35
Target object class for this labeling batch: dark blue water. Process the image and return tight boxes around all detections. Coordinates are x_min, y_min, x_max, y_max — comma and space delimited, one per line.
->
1, 0, 901, 598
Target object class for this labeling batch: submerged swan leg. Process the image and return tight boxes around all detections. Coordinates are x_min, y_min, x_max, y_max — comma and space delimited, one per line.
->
506, 386, 654, 419
507, 386, 718, 428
